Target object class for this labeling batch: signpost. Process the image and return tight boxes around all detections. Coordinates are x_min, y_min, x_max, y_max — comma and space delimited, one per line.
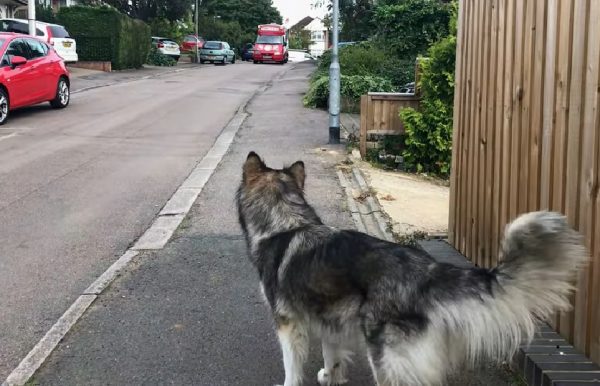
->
28, 0, 36, 36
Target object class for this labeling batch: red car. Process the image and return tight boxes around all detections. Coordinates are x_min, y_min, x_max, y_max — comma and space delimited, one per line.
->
180, 35, 204, 52
0, 32, 70, 125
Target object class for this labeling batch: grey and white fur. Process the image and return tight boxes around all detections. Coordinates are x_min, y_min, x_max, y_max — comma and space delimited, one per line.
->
236, 152, 588, 386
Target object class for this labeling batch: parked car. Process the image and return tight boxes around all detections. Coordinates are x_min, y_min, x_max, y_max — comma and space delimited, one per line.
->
199, 41, 235, 65
151, 37, 180, 61
181, 34, 204, 52
0, 32, 70, 124
0, 18, 78, 63
241, 43, 254, 61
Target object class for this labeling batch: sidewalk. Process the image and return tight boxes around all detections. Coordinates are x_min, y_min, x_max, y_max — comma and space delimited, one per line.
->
28, 63, 518, 385
69, 63, 201, 93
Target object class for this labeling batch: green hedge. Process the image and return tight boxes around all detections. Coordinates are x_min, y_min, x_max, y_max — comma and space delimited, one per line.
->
58, 6, 151, 70
304, 74, 395, 110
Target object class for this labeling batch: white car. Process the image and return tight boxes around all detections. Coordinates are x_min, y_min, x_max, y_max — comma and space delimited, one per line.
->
0, 18, 78, 63
151, 37, 180, 61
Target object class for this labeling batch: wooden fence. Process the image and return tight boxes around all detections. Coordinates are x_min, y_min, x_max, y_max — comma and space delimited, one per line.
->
449, 0, 600, 362
359, 93, 420, 157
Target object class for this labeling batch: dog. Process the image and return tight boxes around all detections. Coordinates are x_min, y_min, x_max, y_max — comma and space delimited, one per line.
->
236, 152, 588, 386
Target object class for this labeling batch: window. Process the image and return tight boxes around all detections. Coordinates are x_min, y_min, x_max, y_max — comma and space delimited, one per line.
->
203, 41, 223, 50
48, 25, 70, 38
26, 39, 47, 58
256, 35, 283, 44
7, 39, 30, 59
311, 31, 324, 41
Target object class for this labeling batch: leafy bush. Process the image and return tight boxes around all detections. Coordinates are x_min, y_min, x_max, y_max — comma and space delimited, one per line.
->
36, 4, 57, 23
374, 0, 452, 59
401, 31, 456, 178
147, 48, 176, 66
314, 43, 415, 89
58, 5, 151, 70
304, 74, 395, 109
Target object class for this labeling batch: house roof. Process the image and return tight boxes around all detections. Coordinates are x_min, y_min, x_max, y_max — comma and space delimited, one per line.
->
289, 16, 313, 32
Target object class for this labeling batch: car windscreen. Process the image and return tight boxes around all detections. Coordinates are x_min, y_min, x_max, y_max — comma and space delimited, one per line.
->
256, 35, 283, 44
49, 25, 70, 38
202, 42, 222, 50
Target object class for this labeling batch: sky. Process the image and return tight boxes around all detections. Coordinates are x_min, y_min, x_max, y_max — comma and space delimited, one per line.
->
272, 0, 327, 27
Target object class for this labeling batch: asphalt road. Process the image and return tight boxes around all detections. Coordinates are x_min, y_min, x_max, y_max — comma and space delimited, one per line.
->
0, 61, 283, 380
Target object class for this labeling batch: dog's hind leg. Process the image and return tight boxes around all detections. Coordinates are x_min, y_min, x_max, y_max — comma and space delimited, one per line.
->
276, 318, 309, 386
317, 340, 350, 386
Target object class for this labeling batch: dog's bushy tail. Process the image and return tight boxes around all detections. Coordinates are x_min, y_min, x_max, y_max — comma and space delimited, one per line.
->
442, 211, 588, 364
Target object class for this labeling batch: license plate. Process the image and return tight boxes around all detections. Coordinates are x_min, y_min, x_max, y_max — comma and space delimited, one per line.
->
209, 56, 216, 59
264, 55, 272, 59
62, 41, 72, 48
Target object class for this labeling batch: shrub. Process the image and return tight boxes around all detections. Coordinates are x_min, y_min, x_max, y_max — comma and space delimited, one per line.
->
304, 74, 395, 109
58, 5, 151, 70
374, 0, 452, 59
313, 43, 415, 89
147, 47, 176, 66
401, 32, 456, 178
36, 4, 56, 23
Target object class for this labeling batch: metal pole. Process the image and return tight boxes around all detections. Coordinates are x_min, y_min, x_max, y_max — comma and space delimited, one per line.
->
195, 0, 200, 63
328, 0, 340, 144
28, 0, 36, 36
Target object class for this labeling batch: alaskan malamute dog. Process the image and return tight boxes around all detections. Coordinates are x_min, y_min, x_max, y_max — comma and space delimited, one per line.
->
236, 152, 588, 386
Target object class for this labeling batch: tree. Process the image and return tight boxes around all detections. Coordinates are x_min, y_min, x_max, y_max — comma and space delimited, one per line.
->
78, 0, 194, 22
199, 0, 282, 35
289, 30, 311, 50
374, 0, 451, 58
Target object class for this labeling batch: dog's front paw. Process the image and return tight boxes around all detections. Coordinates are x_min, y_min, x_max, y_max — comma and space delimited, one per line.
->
318, 368, 348, 386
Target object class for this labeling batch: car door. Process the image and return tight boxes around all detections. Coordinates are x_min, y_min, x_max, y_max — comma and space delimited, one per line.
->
224, 43, 233, 61
25, 38, 55, 101
1, 39, 37, 108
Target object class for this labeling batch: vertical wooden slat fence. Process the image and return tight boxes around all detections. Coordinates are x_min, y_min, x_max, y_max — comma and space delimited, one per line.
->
450, 0, 600, 362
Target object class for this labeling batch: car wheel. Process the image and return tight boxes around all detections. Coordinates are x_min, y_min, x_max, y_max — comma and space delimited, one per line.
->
174, 56, 180, 61
50, 77, 70, 109
253, 60, 258, 64
0, 88, 9, 125
231, 56, 236, 64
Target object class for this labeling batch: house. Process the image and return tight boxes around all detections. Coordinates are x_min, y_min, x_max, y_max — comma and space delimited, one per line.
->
304, 17, 329, 57
0, 0, 27, 18
5, 0, 77, 19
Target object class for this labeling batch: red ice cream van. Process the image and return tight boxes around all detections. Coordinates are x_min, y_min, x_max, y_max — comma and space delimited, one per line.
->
253, 24, 288, 64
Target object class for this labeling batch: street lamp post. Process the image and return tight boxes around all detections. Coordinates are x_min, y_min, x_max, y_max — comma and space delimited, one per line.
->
28, 0, 36, 36
328, 0, 340, 144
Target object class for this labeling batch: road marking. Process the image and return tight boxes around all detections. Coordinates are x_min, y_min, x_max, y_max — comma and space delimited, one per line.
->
0, 132, 17, 142
2, 295, 97, 386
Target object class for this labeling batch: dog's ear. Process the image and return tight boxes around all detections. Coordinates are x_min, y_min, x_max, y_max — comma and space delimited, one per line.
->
243, 152, 264, 181
288, 161, 306, 190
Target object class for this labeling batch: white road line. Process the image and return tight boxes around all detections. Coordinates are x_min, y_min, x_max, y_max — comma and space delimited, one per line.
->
0, 132, 17, 142
2, 295, 97, 386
